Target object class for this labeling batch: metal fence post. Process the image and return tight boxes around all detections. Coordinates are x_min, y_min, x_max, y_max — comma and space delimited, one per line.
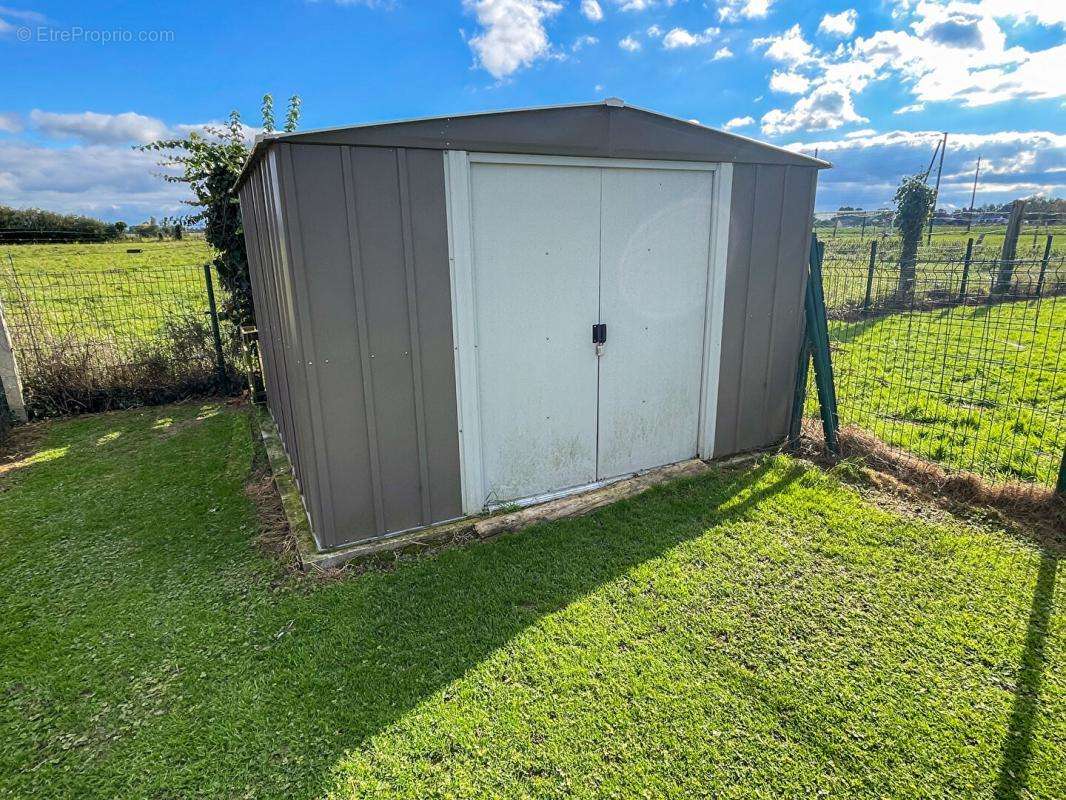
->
805, 236, 840, 455
958, 237, 974, 301
862, 239, 877, 312
787, 336, 811, 449
1035, 234, 1053, 297
203, 264, 227, 386
1057, 448, 1066, 497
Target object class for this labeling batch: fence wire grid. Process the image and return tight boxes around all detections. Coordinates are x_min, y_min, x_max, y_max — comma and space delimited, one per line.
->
813, 236, 1065, 489
0, 257, 240, 417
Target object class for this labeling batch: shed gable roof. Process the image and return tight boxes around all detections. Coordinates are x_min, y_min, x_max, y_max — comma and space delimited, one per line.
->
234, 100, 829, 192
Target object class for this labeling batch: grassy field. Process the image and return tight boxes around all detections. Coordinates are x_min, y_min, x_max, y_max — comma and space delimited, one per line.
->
819, 224, 1066, 259
0, 240, 214, 342
826, 295, 1065, 485
1, 402, 1063, 798
0, 239, 212, 275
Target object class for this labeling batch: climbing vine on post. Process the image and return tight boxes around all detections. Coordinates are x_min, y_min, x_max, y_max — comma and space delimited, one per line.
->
140, 95, 301, 325
893, 174, 935, 299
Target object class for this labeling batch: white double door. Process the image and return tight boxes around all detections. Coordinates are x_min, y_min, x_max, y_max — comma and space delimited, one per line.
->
470, 158, 716, 506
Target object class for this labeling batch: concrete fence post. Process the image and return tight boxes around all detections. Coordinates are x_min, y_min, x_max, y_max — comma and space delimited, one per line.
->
0, 293, 27, 422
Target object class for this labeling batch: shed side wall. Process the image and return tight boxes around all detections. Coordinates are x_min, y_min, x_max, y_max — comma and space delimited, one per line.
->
713, 164, 817, 456
241, 157, 323, 540
261, 143, 461, 548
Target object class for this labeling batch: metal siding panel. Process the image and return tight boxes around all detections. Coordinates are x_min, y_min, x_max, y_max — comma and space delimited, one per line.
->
267, 149, 325, 536
239, 179, 277, 418
765, 167, 817, 439
397, 150, 434, 526
735, 164, 787, 452
249, 169, 291, 446
249, 171, 287, 432
257, 163, 302, 489
351, 146, 424, 534
404, 149, 463, 522
713, 164, 756, 456
287, 144, 378, 546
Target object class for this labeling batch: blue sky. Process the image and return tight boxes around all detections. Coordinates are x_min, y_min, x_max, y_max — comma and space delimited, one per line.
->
0, 0, 1062, 221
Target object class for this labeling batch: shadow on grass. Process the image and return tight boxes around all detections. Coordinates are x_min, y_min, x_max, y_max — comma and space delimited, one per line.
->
995, 552, 1058, 800
273, 459, 803, 796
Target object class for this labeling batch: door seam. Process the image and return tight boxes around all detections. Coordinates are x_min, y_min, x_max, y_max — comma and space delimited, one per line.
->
595, 166, 604, 481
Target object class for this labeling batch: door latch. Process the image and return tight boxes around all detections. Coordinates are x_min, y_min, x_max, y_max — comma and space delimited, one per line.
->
592, 323, 607, 356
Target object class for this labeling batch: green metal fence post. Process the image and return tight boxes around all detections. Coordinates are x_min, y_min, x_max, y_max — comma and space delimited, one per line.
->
805, 236, 840, 455
862, 239, 877, 312
958, 237, 974, 301
1035, 234, 1053, 297
203, 263, 227, 386
787, 337, 810, 449
1057, 448, 1066, 496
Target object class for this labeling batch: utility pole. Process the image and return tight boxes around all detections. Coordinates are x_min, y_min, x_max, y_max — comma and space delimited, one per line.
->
926, 132, 947, 246
966, 154, 981, 233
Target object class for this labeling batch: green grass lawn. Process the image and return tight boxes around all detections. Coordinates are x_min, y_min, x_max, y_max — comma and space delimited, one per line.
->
827, 296, 1065, 486
1, 403, 1063, 798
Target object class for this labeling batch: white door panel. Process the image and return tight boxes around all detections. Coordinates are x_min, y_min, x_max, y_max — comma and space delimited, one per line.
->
597, 168, 714, 479
470, 163, 600, 505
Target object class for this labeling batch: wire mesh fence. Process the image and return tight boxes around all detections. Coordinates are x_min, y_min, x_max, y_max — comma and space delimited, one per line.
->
0, 257, 241, 417
812, 235, 1065, 489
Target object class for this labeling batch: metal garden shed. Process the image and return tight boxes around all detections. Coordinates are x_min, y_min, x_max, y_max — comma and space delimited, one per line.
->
234, 99, 829, 551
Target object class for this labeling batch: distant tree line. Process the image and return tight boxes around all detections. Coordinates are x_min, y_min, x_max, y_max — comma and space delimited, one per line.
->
0, 206, 193, 243
0, 206, 126, 243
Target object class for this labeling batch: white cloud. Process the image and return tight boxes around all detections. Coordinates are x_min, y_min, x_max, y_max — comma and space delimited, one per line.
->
842, 4, 1066, 108
580, 0, 603, 22
718, 0, 773, 22
572, 34, 598, 51
783, 128, 1066, 208
0, 5, 45, 30
614, 0, 670, 10
28, 110, 170, 144
977, 0, 1066, 27
769, 70, 810, 94
712, 46, 734, 60
0, 140, 189, 220
463, 0, 563, 79
723, 115, 755, 130
760, 82, 867, 135
755, 1, 1066, 137
818, 9, 857, 37
646, 24, 662, 37
619, 34, 641, 51
662, 26, 719, 49
753, 24, 815, 66
0, 112, 22, 133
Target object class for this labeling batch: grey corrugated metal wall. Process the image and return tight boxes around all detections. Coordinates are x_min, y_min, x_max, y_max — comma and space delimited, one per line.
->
241, 143, 462, 549
713, 163, 818, 457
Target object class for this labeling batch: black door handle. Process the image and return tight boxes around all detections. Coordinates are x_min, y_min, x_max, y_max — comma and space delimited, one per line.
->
592, 323, 607, 344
